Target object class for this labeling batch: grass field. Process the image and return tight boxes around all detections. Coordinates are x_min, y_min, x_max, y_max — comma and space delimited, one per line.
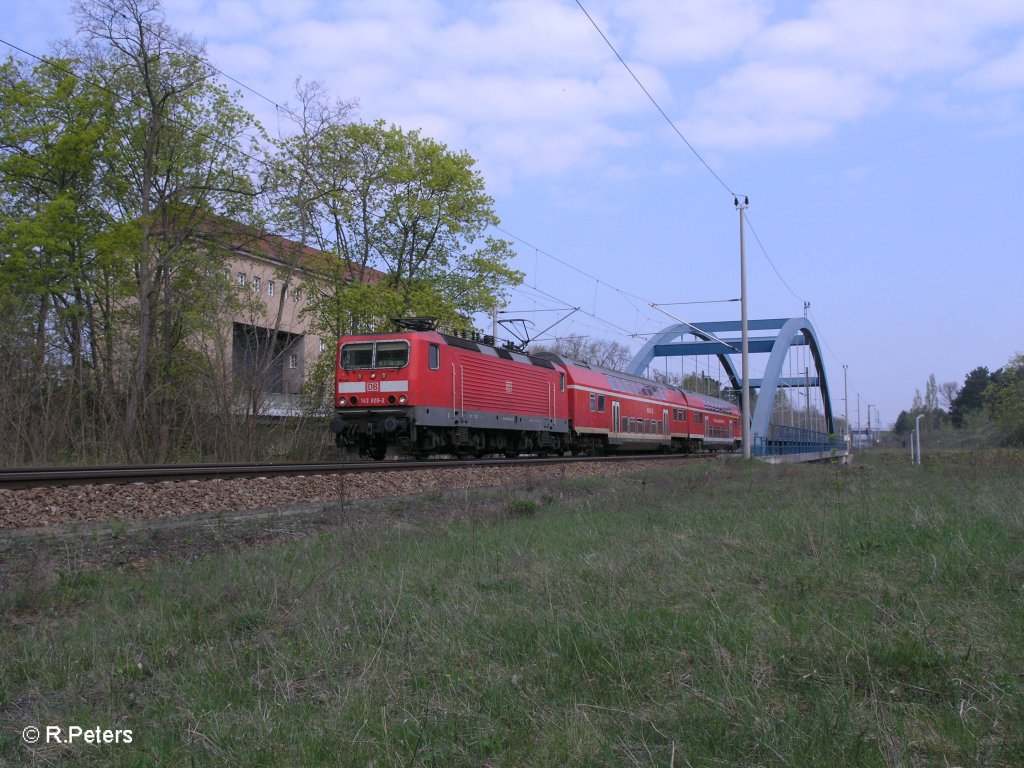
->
2, 451, 1022, 766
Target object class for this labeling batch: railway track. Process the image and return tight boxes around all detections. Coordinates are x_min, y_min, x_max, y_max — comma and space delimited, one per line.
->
0, 452, 708, 490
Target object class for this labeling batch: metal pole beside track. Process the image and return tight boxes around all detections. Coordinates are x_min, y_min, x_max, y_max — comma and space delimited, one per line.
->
736, 196, 751, 459
844, 364, 850, 454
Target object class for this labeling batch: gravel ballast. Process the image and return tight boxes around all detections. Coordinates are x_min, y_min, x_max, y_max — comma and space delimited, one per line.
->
0, 460, 678, 532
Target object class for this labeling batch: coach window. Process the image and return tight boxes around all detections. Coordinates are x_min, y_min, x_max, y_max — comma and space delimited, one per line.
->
428, 343, 440, 370
597, 395, 605, 412
375, 341, 409, 368
621, 417, 628, 432
629, 417, 636, 432
590, 393, 596, 412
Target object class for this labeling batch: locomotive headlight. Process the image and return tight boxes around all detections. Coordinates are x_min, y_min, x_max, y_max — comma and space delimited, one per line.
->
399, 395, 408, 404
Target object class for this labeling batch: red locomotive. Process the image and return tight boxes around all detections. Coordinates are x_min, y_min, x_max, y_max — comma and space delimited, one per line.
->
329, 320, 741, 460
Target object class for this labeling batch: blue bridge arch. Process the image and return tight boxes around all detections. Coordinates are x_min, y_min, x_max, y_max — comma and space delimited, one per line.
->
626, 317, 836, 446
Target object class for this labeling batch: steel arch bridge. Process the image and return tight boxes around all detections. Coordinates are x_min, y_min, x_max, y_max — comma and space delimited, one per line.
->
626, 317, 841, 458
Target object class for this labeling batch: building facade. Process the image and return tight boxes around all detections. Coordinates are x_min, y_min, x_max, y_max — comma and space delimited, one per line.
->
218, 230, 383, 414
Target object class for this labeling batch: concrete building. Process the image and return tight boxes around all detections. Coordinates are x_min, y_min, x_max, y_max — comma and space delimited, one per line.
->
218, 230, 383, 415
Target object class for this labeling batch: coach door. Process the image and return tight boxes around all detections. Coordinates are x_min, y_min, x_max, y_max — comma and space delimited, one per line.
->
663, 409, 669, 436
612, 401, 620, 434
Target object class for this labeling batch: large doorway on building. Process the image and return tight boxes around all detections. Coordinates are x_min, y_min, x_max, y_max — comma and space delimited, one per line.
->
232, 323, 305, 395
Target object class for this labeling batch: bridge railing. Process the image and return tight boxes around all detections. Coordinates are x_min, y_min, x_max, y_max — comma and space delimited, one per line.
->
753, 423, 845, 457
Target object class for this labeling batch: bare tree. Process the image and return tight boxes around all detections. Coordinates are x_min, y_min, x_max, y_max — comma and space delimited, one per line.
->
939, 381, 959, 410
533, 334, 632, 370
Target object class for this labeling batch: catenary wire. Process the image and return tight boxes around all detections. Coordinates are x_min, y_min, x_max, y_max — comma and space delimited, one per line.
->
573, 0, 736, 199
744, 214, 805, 305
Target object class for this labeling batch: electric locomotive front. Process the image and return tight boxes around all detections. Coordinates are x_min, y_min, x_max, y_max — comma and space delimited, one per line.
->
330, 331, 431, 459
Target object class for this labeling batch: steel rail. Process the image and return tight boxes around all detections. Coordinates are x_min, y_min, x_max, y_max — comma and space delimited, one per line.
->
0, 453, 710, 490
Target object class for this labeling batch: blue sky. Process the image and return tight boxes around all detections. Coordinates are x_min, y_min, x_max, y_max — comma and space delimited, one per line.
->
6, 0, 1024, 428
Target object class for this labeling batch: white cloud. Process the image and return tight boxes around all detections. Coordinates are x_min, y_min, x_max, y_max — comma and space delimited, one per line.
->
758, 1, 979, 77
160, 0, 1024, 178
205, 0, 668, 183
684, 64, 890, 149
678, 1, 1024, 150
960, 37, 1024, 91
613, 0, 770, 64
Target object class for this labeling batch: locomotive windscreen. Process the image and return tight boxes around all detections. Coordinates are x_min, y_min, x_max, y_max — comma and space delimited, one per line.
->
375, 341, 409, 368
340, 340, 410, 370
340, 343, 373, 370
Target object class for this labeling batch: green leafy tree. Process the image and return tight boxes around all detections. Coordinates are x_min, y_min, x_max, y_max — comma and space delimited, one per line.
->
985, 354, 1024, 444
950, 366, 990, 427
74, 0, 259, 458
258, 88, 524, 415
286, 118, 521, 335
894, 410, 912, 435
0, 53, 122, 460
924, 373, 946, 428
